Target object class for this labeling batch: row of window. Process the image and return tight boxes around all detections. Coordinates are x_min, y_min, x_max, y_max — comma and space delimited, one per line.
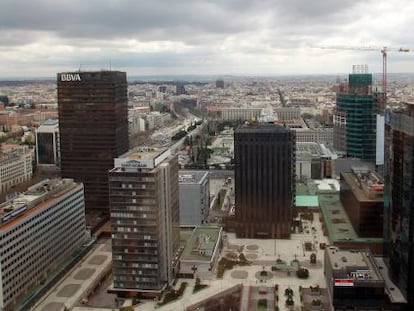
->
2, 209, 85, 304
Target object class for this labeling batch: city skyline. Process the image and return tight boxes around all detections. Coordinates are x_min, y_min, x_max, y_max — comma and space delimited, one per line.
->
1, 0, 414, 77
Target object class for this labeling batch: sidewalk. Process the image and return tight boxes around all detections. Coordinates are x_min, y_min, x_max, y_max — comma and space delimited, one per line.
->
34, 239, 112, 311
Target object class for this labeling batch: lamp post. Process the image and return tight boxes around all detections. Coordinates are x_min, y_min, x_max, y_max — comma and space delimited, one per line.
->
191, 265, 198, 279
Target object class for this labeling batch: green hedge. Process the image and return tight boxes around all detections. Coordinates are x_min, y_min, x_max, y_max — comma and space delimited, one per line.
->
158, 282, 188, 306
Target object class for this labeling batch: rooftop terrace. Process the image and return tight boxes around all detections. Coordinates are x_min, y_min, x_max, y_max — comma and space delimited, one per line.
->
341, 167, 384, 201
179, 170, 208, 184
0, 178, 78, 227
180, 226, 222, 262
327, 248, 382, 282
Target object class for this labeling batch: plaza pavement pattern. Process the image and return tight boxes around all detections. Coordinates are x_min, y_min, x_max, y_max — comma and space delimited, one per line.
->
34, 239, 112, 311
126, 212, 330, 311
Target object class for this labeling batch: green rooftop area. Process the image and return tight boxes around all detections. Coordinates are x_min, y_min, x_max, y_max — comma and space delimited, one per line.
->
296, 195, 319, 208
296, 182, 310, 195
319, 194, 382, 244
180, 226, 222, 261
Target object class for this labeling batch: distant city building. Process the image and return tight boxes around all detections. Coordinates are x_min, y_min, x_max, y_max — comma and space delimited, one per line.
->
0, 95, 9, 106
222, 108, 262, 121
234, 123, 295, 238
35, 119, 60, 168
0, 178, 86, 311
109, 148, 180, 294
0, 109, 57, 128
275, 107, 301, 121
340, 167, 384, 237
215, 79, 225, 89
296, 142, 335, 179
384, 103, 414, 308
324, 247, 398, 310
176, 82, 186, 95
178, 170, 209, 226
158, 85, 167, 93
333, 67, 377, 162
279, 116, 334, 146
58, 71, 129, 218
294, 127, 333, 146
0, 145, 32, 194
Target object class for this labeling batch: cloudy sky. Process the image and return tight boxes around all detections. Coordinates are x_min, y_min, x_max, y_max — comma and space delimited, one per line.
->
1, 0, 413, 78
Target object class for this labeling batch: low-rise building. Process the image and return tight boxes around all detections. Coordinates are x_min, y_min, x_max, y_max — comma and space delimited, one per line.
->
340, 167, 384, 237
324, 247, 398, 310
179, 226, 222, 279
0, 178, 87, 311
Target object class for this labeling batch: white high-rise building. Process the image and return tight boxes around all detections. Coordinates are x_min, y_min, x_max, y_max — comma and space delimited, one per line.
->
0, 178, 87, 311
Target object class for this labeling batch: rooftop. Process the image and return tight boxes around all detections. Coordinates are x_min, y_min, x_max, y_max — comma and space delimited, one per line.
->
296, 179, 339, 196
327, 248, 383, 282
179, 170, 208, 184
180, 226, 222, 262
0, 145, 30, 161
235, 123, 292, 134
295, 195, 319, 207
42, 119, 58, 126
296, 142, 336, 159
296, 142, 323, 156
341, 167, 384, 201
0, 178, 79, 228
319, 193, 382, 244
113, 147, 171, 171
319, 193, 357, 241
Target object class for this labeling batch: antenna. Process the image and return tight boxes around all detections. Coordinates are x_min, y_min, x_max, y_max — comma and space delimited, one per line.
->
78, 64, 82, 72
109, 60, 112, 71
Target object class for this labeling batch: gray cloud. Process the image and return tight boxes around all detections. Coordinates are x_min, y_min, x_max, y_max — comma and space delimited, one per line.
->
0, 0, 366, 44
0, 0, 413, 76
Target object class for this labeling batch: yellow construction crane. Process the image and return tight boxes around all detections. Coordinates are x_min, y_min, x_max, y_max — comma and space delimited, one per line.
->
321, 46, 410, 98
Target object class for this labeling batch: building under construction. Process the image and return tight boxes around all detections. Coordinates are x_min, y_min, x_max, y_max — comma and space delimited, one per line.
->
333, 65, 377, 163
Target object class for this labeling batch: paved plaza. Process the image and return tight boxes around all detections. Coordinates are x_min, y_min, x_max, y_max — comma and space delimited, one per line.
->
40, 211, 329, 311
116, 212, 330, 311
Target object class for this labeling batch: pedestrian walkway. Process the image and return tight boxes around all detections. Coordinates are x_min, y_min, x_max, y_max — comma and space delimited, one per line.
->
33, 239, 112, 311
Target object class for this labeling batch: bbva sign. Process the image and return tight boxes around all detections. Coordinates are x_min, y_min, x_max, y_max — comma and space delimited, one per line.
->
61, 73, 81, 82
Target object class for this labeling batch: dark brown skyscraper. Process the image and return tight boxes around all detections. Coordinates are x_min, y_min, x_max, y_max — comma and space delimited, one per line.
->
234, 123, 295, 239
58, 71, 129, 219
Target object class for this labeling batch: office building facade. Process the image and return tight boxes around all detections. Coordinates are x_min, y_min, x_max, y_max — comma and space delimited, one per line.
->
384, 103, 414, 308
178, 170, 209, 226
58, 71, 129, 216
109, 148, 180, 294
215, 79, 224, 89
35, 119, 60, 168
340, 167, 384, 237
234, 123, 295, 239
0, 179, 86, 311
222, 108, 262, 121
